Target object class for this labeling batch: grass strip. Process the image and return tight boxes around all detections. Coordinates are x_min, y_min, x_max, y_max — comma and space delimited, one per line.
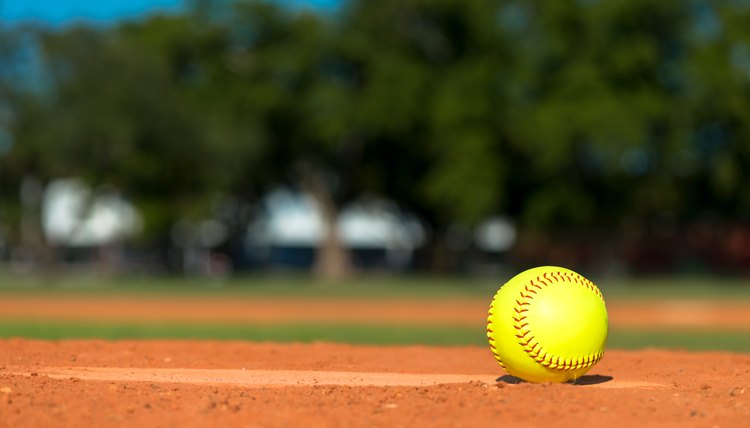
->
1, 274, 750, 301
0, 320, 747, 351
0, 321, 478, 346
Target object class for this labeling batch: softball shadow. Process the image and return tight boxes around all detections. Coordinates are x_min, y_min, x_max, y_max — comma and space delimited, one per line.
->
570, 374, 613, 385
496, 375, 524, 384
495, 374, 613, 385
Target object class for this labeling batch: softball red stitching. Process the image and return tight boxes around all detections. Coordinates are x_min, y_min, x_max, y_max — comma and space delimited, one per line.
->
512, 273, 604, 371
486, 297, 505, 368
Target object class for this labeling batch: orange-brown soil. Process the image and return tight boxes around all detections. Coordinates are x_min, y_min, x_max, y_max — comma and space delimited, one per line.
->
1, 294, 749, 426
0, 340, 748, 427
0, 295, 748, 330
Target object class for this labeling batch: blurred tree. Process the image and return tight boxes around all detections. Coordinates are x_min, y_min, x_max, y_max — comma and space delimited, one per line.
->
0, 26, 20, 228
4, 0, 750, 275
193, 1, 360, 278
3, 18, 257, 269
218, 0, 511, 276
500, 0, 692, 230
679, 1, 750, 219
334, 0, 514, 270
0, 26, 54, 266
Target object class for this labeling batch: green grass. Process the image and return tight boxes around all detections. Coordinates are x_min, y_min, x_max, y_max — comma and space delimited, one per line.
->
0, 273, 497, 299
0, 320, 747, 352
0, 273, 748, 352
0, 321, 478, 346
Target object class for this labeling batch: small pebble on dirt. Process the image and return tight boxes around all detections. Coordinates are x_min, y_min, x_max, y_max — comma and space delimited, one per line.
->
1, 387, 12, 394
729, 387, 745, 397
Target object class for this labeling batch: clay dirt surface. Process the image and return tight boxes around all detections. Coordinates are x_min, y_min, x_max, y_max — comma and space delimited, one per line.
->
0, 339, 748, 427
1, 295, 749, 329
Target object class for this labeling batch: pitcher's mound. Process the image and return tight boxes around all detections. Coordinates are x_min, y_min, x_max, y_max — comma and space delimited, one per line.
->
0, 339, 748, 427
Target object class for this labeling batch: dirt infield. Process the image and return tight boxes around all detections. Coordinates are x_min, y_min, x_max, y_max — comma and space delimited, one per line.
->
0, 295, 748, 426
0, 339, 748, 427
1, 295, 749, 330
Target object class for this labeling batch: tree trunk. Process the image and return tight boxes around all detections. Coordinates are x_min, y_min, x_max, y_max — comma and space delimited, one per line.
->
300, 167, 353, 281
315, 198, 352, 281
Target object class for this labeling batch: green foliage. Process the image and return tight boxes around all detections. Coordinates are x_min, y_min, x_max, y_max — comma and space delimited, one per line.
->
2, 0, 750, 257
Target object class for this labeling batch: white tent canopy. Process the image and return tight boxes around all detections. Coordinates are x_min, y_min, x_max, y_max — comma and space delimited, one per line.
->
42, 178, 141, 247
247, 188, 425, 251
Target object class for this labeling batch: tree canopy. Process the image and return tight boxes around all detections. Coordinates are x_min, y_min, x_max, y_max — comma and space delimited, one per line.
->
2, 0, 750, 273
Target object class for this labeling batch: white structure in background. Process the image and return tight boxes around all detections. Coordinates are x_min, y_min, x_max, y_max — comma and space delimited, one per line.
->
246, 188, 426, 268
42, 178, 142, 247
474, 216, 517, 252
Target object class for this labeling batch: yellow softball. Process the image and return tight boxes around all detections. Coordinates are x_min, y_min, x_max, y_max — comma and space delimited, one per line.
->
486, 266, 608, 383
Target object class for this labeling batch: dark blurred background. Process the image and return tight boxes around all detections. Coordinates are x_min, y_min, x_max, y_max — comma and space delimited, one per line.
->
2, 0, 750, 281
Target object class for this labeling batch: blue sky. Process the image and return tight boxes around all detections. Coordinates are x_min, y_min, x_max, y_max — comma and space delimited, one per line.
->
1, 0, 338, 25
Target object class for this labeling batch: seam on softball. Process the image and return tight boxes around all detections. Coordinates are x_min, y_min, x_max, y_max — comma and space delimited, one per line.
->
512, 271, 604, 371
486, 292, 505, 368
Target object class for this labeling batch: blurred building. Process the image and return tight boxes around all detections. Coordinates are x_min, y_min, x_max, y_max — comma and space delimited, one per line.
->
41, 178, 141, 266
245, 188, 426, 271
